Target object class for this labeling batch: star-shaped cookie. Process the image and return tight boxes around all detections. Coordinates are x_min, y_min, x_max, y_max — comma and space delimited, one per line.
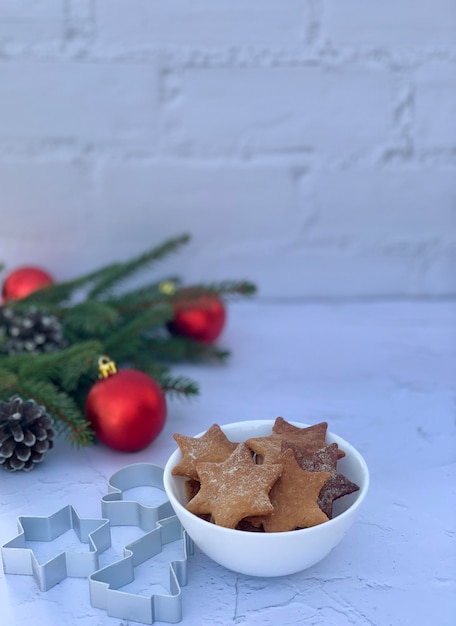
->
253, 448, 331, 533
246, 418, 336, 465
273, 417, 345, 459
285, 441, 359, 518
172, 423, 238, 480
186, 443, 283, 529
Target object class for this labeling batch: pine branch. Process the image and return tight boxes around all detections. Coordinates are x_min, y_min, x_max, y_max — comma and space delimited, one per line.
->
14, 353, 60, 387
62, 301, 120, 339
125, 355, 171, 381
101, 304, 174, 361
109, 277, 183, 314
158, 374, 199, 398
0, 352, 31, 374
88, 233, 191, 299
49, 341, 101, 392
0, 367, 19, 394
0, 342, 101, 445
144, 335, 230, 362
207, 280, 257, 297
0, 234, 257, 447
16, 268, 105, 307
16, 234, 190, 306
125, 354, 201, 399
13, 341, 101, 392
9, 378, 94, 446
174, 280, 257, 300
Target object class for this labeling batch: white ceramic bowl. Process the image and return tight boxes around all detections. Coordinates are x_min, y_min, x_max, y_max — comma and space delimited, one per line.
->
163, 420, 369, 577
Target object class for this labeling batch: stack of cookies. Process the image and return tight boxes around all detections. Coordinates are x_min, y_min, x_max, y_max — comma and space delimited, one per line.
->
171, 418, 359, 532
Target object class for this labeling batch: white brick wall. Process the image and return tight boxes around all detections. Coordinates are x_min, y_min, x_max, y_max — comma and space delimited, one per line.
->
95, 0, 309, 49
0, 61, 160, 143
324, 0, 456, 48
311, 169, 456, 242
0, 0, 64, 50
166, 65, 393, 157
0, 0, 63, 23
0, 1, 455, 299
415, 61, 456, 151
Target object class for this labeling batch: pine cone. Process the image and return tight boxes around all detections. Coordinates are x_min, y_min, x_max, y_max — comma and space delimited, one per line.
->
0, 395, 55, 471
0, 306, 67, 355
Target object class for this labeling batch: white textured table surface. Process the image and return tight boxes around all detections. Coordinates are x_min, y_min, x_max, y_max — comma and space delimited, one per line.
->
1, 300, 455, 626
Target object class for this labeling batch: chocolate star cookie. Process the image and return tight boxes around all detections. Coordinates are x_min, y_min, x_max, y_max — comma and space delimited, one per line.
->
285, 441, 359, 518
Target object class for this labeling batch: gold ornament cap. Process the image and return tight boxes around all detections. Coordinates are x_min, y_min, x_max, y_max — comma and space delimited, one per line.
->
159, 280, 176, 295
98, 356, 117, 379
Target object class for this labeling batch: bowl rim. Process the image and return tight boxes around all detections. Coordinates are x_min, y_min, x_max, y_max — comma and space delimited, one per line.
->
163, 419, 370, 537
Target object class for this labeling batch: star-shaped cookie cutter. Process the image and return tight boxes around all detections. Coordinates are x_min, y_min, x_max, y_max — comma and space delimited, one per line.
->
90, 463, 192, 624
1, 505, 111, 591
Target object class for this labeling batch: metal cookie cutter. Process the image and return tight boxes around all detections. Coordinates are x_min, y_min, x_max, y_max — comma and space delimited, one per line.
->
101, 462, 175, 528
1, 505, 111, 591
89, 463, 192, 625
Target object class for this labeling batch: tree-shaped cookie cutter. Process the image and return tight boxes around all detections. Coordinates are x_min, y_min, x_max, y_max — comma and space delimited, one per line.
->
90, 463, 192, 624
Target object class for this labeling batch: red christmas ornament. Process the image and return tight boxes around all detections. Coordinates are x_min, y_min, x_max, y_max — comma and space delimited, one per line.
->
85, 357, 167, 452
169, 293, 226, 343
2, 266, 54, 303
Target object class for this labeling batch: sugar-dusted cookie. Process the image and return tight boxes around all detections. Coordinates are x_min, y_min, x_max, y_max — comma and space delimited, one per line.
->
252, 448, 331, 533
187, 443, 283, 529
286, 441, 359, 518
172, 423, 238, 480
273, 417, 345, 459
